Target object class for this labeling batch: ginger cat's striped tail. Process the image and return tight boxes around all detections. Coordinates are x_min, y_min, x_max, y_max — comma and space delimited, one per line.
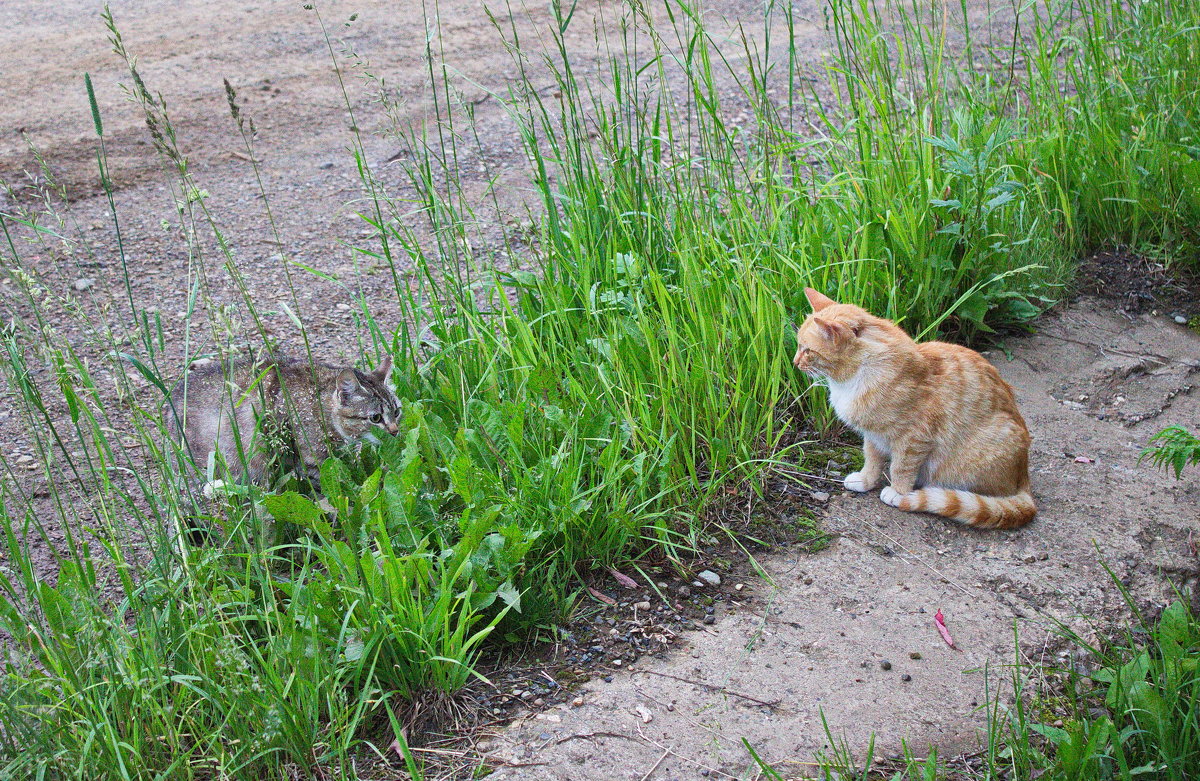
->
897, 487, 1036, 530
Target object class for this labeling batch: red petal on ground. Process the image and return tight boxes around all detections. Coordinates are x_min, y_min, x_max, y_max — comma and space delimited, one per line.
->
934, 608, 959, 650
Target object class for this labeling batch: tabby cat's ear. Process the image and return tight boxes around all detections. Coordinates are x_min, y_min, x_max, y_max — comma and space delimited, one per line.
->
372, 355, 393, 383
336, 369, 363, 398
804, 287, 837, 312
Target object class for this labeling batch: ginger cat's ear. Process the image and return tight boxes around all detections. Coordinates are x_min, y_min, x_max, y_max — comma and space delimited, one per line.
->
812, 316, 849, 342
805, 287, 837, 312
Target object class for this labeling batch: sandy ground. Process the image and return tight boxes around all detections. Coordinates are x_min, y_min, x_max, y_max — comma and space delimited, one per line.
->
1, 2, 1198, 779
481, 295, 1199, 779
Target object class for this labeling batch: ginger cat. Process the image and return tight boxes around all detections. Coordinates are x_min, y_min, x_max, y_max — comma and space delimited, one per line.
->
792, 288, 1035, 529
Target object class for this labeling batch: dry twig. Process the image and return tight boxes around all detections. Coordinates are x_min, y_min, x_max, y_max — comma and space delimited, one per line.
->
632, 670, 784, 710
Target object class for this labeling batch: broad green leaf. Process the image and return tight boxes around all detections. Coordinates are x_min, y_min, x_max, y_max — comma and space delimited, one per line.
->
264, 491, 333, 537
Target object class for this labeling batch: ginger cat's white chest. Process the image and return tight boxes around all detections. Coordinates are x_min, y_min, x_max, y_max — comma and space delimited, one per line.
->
826, 374, 866, 424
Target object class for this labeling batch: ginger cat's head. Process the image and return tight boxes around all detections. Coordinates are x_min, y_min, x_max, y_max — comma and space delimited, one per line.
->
792, 288, 904, 382
332, 356, 401, 441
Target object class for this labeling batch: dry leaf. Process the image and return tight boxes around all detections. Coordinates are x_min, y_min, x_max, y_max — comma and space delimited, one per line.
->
608, 568, 638, 589
587, 586, 616, 605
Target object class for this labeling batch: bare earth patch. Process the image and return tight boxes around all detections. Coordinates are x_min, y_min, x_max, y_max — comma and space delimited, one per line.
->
479, 295, 1199, 779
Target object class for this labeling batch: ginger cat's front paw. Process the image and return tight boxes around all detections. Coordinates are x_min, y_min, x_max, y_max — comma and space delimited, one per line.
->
880, 485, 909, 508
844, 471, 878, 493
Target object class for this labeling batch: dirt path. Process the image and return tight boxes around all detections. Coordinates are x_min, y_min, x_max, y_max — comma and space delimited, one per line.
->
481, 295, 1200, 779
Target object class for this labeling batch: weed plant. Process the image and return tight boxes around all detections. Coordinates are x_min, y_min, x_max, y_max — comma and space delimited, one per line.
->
0, 0, 1196, 777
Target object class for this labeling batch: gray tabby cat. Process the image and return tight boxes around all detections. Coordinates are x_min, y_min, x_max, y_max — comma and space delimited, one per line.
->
165, 355, 401, 487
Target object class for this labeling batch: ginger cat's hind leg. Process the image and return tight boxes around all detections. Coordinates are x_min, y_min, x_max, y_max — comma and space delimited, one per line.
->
882, 443, 1036, 530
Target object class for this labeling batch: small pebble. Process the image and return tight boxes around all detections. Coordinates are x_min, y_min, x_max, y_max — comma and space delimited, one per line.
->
812, 491, 830, 503
734, 583, 744, 591
702, 614, 715, 625
697, 570, 722, 586
572, 696, 584, 706
603, 675, 613, 683
72, 277, 95, 292
909, 652, 922, 660
1174, 314, 1188, 325
634, 601, 651, 611
880, 660, 892, 671
533, 697, 545, 707
901, 674, 912, 682
612, 659, 623, 667
676, 585, 692, 598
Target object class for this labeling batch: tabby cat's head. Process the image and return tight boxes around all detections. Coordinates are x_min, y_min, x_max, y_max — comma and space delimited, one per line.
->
331, 356, 402, 442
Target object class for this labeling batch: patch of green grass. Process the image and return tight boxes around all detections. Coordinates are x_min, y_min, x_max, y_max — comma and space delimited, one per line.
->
0, 0, 1197, 776
802, 443, 866, 476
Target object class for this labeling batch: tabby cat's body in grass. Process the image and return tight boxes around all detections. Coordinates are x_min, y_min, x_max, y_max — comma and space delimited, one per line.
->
165, 355, 400, 487
793, 288, 1036, 529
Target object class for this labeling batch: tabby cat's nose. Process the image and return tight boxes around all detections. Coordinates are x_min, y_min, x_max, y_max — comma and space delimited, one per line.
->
386, 422, 398, 435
